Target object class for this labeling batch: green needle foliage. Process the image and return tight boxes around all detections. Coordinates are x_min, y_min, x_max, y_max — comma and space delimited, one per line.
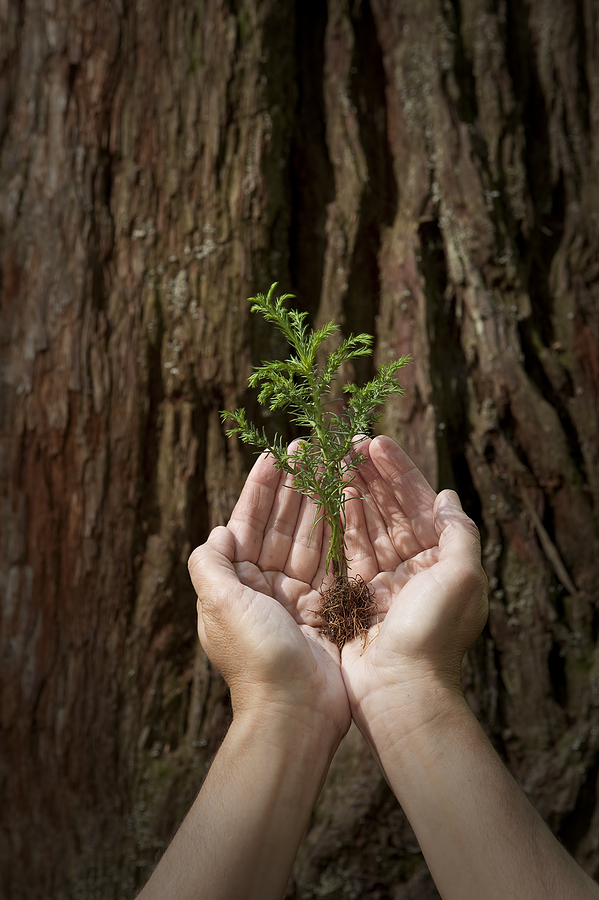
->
222, 284, 410, 578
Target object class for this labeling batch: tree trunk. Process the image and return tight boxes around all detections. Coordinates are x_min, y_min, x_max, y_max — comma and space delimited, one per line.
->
1, 1, 598, 898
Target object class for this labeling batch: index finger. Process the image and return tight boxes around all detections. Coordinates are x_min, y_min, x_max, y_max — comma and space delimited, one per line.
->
365, 435, 439, 551
227, 450, 284, 563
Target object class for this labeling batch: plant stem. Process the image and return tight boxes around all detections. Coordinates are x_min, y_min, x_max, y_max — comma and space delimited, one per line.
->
222, 285, 410, 587
329, 510, 347, 579
304, 358, 347, 578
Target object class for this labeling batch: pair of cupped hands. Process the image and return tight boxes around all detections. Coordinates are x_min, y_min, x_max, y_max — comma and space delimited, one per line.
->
188, 435, 489, 744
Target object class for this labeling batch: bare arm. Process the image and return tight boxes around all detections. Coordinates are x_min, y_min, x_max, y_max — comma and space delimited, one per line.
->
138, 449, 350, 900
342, 434, 599, 900
367, 683, 598, 900
139, 701, 338, 900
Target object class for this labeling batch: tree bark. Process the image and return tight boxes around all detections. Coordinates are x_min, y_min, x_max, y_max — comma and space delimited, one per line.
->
1, 1, 598, 898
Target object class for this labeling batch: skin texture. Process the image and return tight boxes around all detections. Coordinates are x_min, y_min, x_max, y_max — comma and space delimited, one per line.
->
342, 436, 599, 900
138, 448, 350, 900
138, 435, 599, 900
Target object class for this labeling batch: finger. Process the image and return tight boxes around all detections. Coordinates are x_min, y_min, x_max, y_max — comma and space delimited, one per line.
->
367, 434, 438, 552
353, 446, 427, 559
433, 489, 489, 623
341, 438, 377, 577
189, 529, 244, 650
342, 438, 403, 571
317, 516, 332, 585
435, 490, 478, 553
227, 451, 284, 563
257, 467, 303, 572
285, 492, 325, 583
346, 434, 371, 460
343, 483, 383, 580
435, 490, 487, 575
188, 526, 238, 597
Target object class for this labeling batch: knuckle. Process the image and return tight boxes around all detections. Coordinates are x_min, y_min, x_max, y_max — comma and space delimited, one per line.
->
187, 544, 205, 577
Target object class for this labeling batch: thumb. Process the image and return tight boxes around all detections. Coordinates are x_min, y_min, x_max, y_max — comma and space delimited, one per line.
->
188, 526, 237, 598
438, 489, 463, 512
434, 489, 475, 546
433, 488, 489, 627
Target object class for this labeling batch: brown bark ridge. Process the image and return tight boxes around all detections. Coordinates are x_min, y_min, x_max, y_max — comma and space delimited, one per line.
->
1, 1, 598, 898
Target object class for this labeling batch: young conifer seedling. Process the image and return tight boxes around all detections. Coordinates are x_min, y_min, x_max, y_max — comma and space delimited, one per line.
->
222, 283, 410, 649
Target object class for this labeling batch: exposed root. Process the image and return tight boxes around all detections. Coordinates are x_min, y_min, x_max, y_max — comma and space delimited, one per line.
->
317, 575, 377, 650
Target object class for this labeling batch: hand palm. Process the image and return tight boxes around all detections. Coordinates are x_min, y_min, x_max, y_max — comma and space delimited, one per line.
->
340, 436, 486, 698
190, 449, 350, 733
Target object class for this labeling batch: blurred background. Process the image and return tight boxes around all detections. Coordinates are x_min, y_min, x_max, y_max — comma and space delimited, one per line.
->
1, 0, 599, 897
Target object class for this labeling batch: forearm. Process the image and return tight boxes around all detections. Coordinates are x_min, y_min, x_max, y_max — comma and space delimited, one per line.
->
139, 705, 339, 900
359, 684, 599, 900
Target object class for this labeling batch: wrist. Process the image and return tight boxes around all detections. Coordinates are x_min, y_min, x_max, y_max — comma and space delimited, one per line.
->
228, 656, 351, 751
231, 695, 346, 760
351, 674, 469, 763
224, 702, 343, 822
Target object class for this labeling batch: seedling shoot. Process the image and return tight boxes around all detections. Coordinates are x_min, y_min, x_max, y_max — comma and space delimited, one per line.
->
222, 284, 410, 648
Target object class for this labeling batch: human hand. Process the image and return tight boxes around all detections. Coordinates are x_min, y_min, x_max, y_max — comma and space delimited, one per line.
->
340, 435, 488, 741
188, 447, 351, 742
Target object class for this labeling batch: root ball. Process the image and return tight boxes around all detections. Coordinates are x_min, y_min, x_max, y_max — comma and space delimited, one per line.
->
317, 575, 376, 650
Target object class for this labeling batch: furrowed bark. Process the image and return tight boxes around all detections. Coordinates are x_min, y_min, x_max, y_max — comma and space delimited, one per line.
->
2, 1, 599, 897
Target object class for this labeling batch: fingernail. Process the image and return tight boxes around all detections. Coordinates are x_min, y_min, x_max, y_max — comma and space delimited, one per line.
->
445, 490, 463, 510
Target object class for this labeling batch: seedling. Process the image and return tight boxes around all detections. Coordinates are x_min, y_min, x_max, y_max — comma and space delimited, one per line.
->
222, 284, 410, 648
